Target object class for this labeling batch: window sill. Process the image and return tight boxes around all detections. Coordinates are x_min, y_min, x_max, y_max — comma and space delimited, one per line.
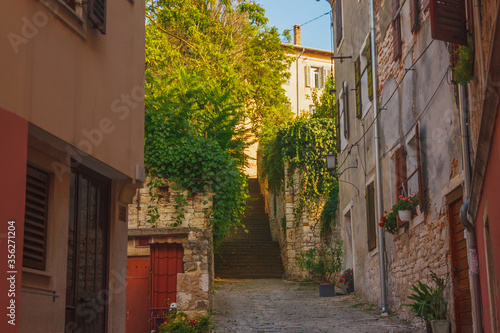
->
39, 0, 88, 39
22, 267, 53, 277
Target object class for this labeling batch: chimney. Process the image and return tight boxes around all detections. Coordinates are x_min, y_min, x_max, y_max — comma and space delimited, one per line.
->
293, 25, 301, 45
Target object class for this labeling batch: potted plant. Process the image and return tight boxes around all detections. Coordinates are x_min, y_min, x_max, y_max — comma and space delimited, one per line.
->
339, 268, 354, 293
379, 209, 398, 234
403, 272, 449, 333
296, 241, 343, 297
452, 34, 474, 85
159, 310, 214, 333
393, 194, 419, 222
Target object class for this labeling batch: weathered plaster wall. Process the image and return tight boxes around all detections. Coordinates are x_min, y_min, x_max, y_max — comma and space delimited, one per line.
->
332, 0, 463, 325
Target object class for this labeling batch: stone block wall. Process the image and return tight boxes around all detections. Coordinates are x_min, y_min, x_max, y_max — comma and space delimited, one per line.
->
177, 237, 213, 318
128, 178, 213, 230
127, 181, 215, 317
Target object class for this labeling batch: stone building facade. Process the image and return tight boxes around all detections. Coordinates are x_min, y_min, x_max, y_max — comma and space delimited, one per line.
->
329, 0, 470, 328
127, 181, 214, 320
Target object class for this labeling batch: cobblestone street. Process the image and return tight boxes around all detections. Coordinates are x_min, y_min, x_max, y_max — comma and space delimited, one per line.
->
213, 279, 422, 333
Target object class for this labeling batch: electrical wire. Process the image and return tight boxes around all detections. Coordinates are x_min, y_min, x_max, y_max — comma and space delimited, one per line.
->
336, 39, 437, 172
300, 11, 332, 27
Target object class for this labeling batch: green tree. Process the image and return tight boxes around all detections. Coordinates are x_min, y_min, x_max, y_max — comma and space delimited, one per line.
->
144, 0, 294, 247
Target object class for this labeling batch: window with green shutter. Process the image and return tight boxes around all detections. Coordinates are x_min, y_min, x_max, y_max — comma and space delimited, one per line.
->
354, 57, 362, 118
366, 38, 373, 101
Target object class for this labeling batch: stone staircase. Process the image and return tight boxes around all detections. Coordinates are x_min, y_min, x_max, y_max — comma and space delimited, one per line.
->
214, 178, 284, 279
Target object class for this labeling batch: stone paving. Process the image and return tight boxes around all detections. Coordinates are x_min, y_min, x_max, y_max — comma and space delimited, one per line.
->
213, 279, 422, 333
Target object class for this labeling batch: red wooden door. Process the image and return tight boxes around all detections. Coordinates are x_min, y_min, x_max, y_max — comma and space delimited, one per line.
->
449, 198, 473, 333
126, 256, 150, 333
150, 243, 184, 308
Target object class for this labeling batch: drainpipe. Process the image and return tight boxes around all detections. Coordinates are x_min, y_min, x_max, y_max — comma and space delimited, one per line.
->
296, 47, 305, 117
458, 85, 483, 332
369, 0, 387, 313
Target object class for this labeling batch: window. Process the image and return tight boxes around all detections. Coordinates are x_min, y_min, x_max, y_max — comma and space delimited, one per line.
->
309, 105, 317, 115
23, 165, 50, 270
410, 0, 420, 33
393, 125, 425, 227
393, 0, 402, 60
366, 182, 377, 251
338, 81, 349, 151
89, 0, 107, 34
135, 236, 152, 248
305, 66, 329, 89
335, 0, 343, 48
355, 37, 373, 118
430, 0, 467, 45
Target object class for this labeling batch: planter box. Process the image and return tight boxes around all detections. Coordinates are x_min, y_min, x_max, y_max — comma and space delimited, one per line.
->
319, 284, 334, 297
431, 320, 450, 333
398, 210, 412, 222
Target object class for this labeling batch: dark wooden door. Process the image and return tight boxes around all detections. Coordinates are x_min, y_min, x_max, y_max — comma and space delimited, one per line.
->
449, 198, 473, 333
126, 256, 150, 333
65, 167, 110, 333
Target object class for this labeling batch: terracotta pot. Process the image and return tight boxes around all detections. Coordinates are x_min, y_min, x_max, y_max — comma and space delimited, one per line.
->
319, 283, 334, 297
398, 210, 412, 222
430, 320, 450, 333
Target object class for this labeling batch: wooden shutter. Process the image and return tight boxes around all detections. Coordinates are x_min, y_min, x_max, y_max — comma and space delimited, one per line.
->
410, 0, 420, 33
305, 65, 311, 87
392, 0, 402, 60
343, 81, 349, 140
394, 146, 407, 197
23, 166, 49, 270
354, 56, 362, 118
430, 0, 467, 45
336, 0, 343, 48
366, 39, 373, 101
319, 67, 325, 89
415, 124, 425, 213
89, 0, 107, 34
366, 182, 377, 251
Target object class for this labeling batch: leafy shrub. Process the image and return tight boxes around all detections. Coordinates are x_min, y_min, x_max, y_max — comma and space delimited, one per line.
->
296, 241, 343, 283
159, 311, 214, 333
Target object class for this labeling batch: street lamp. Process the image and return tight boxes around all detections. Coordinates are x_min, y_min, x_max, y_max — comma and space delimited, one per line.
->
325, 154, 336, 172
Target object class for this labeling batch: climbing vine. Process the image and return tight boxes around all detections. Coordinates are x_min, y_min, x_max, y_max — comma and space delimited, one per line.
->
260, 118, 339, 230
146, 133, 248, 250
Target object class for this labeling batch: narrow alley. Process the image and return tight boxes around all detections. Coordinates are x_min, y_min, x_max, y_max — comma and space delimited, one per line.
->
213, 279, 419, 333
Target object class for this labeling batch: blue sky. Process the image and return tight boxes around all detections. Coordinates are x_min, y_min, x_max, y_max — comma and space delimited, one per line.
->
254, 0, 333, 51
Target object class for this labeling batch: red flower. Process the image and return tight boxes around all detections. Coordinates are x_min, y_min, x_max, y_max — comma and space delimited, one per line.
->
384, 211, 387, 214
381, 216, 387, 222
319, 254, 322, 257
403, 197, 407, 201
379, 222, 385, 227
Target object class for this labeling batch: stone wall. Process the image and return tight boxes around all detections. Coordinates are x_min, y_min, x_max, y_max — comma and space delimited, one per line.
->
127, 181, 214, 317
128, 179, 213, 230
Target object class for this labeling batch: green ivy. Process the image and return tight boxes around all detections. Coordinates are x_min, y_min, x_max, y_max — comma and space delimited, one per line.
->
260, 118, 339, 229
320, 182, 339, 238
146, 134, 248, 250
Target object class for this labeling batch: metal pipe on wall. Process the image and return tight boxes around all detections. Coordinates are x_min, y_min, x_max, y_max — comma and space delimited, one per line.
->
369, 0, 387, 313
458, 85, 483, 333
296, 48, 305, 117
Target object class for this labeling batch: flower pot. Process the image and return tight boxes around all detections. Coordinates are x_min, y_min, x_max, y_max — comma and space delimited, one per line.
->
430, 320, 450, 333
319, 283, 335, 297
398, 210, 412, 222
346, 284, 354, 294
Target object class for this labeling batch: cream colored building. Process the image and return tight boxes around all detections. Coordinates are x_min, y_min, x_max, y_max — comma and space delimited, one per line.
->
0, 1, 145, 332
284, 25, 334, 117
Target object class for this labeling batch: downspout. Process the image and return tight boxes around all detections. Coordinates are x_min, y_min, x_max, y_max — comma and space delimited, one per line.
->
369, 0, 387, 313
296, 48, 305, 117
458, 85, 483, 332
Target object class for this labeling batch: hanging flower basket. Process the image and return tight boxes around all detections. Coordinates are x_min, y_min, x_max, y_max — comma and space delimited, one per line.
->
398, 210, 412, 222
